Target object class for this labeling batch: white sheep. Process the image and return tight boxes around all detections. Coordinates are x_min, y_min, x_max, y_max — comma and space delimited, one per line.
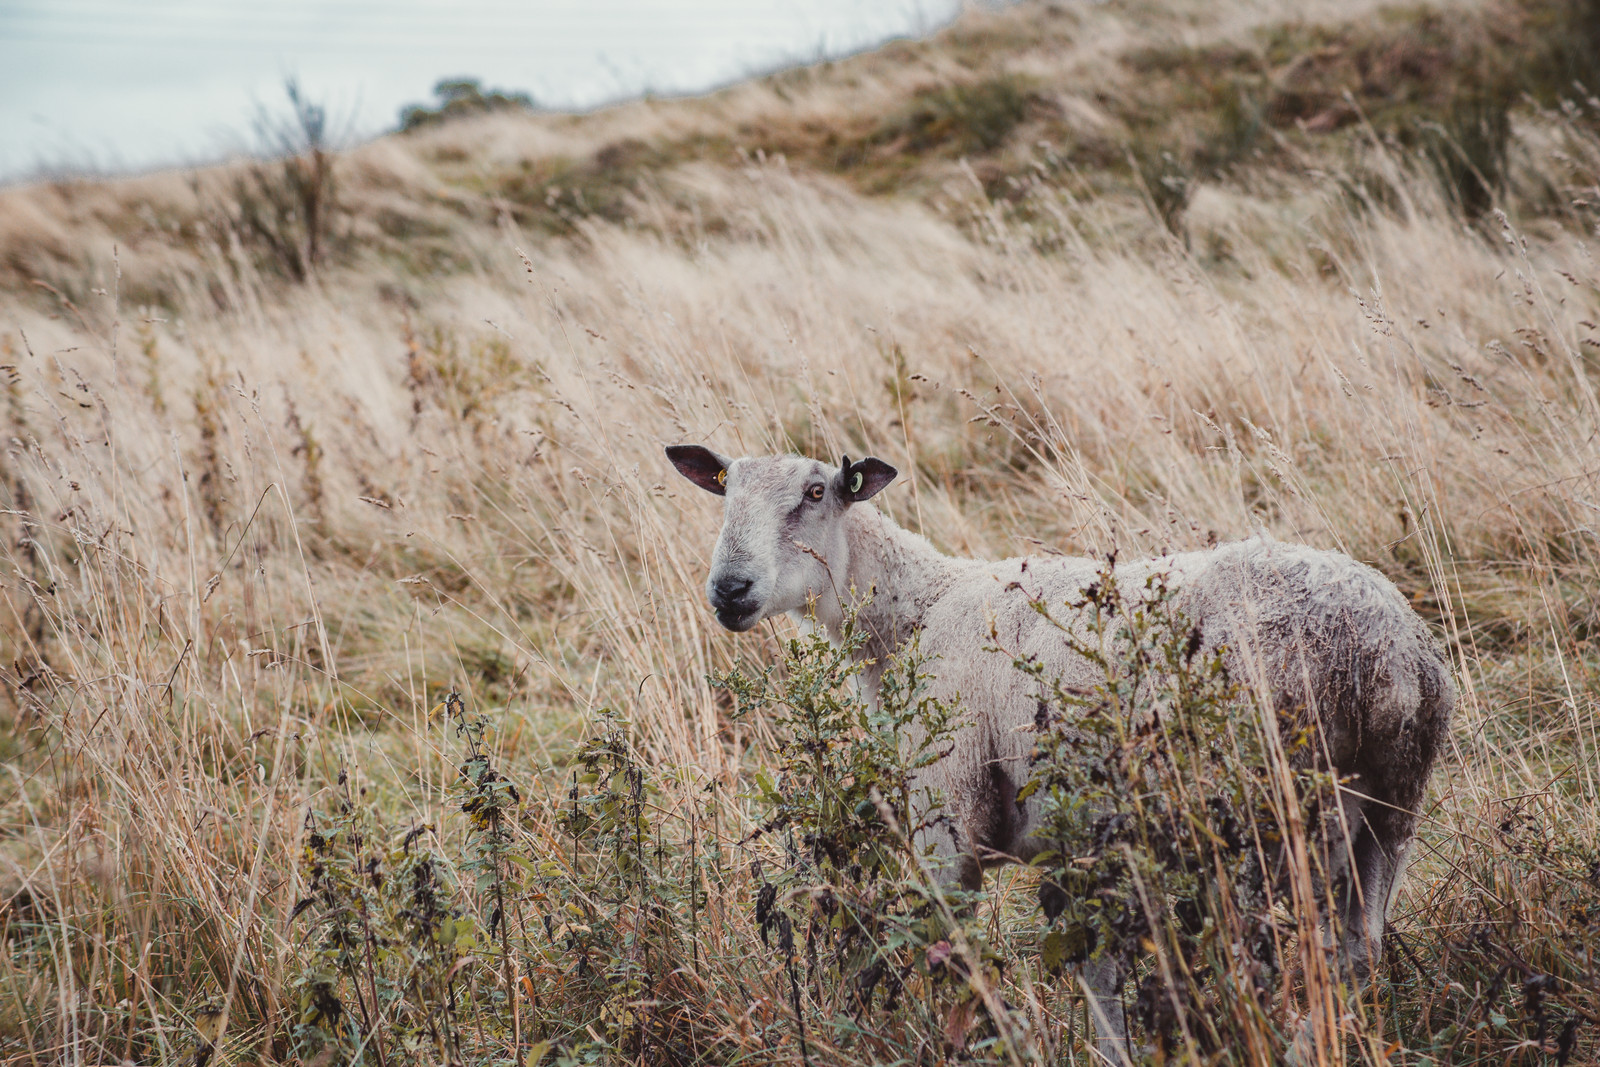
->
667, 445, 1454, 1059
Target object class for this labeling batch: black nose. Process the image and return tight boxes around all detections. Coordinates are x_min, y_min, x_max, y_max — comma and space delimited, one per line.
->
710, 575, 754, 609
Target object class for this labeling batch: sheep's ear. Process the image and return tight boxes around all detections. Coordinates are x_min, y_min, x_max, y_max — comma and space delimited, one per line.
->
666, 445, 732, 496
837, 455, 897, 503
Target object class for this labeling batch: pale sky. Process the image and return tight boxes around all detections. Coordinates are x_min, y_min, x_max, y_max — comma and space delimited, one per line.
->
0, 0, 962, 182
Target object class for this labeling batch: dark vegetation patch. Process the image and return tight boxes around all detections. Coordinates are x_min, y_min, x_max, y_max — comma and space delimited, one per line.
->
489, 139, 673, 234
1103, 0, 1600, 215
400, 77, 536, 132
477, 135, 741, 240
868, 76, 1034, 157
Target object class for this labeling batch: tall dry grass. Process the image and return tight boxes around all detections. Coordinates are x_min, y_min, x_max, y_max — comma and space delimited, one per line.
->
2, 55, 1599, 1065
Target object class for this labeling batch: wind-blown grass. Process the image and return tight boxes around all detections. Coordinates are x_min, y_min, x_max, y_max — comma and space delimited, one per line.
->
2, 0, 1599, 1062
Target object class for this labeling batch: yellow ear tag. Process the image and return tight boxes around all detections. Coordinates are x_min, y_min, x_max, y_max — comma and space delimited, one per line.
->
716, 469, 727, 486
849, 471, 863, 494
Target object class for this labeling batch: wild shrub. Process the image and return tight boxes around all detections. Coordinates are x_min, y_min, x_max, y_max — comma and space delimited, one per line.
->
543, 708, 709, 1058
1421, 90, 1514, 219
717, 615, 1024, 1060
287, 701, 721, 1064
452, 701, 530, 1047
289, 696, 539, 1065
875, 76, 1032, 157
1018, 560, 1338, 1063
1131, 148, 1194, 242
221, 80, 346, 283
290, 769, 478, 1066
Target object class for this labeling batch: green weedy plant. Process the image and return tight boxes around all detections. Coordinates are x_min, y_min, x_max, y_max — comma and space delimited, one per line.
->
1016, 560, 1336, 1064
717, 612, 1023, 1062
290, 772, 396, 1066
384, 826, 475, 1064
288, 694, 539, 1066
290, 769, 478, 1066
450, 694, 529, 1050
288, 701, 717, 1065
547, 708, 703, 1059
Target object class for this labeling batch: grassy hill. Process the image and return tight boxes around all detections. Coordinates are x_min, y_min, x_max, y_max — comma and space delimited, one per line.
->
2, 0, 1599, 1063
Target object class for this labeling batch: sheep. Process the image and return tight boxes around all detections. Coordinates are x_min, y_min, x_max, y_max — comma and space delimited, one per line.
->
666, 444, 1454, 1059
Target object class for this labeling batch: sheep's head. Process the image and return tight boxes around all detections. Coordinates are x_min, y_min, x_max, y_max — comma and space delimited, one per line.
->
666, 446, 897, 632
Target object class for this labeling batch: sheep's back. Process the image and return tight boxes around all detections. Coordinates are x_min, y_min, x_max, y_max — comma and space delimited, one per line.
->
910, 537, 1452, 821
1161, 538, 1454, 804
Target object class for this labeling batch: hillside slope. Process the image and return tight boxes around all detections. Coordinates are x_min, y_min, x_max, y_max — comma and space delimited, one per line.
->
2, 0, 1599, 1063
12, 0, 1595, 301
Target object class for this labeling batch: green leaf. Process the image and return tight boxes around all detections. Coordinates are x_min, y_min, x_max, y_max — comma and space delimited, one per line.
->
1042, 929, 1068, 970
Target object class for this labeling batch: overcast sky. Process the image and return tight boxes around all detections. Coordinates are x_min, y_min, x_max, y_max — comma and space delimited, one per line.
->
0, 0, 961, 182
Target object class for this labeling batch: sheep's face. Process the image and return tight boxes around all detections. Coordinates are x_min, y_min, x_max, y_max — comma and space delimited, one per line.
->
666, 447, 897, 632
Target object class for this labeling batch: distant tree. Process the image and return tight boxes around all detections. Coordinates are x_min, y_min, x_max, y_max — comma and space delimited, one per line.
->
399, 78, 535, 132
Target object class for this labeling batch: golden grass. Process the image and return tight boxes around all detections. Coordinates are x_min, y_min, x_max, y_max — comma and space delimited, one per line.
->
2, 0, 1599, 1062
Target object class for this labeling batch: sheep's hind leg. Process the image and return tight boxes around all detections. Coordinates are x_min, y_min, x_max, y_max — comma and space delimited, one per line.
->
1287, 802, 1416, 1064
1283, 796, 1412, 1064
1335, 802, 1414, 989
1079, 954, 1130, 1066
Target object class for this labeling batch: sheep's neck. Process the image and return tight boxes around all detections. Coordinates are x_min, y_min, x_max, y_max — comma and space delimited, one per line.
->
827, 504, 962, 686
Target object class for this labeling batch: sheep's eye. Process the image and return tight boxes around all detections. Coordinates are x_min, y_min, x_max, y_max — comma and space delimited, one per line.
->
716, 469, 727, 487
806, 484, 825, 502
